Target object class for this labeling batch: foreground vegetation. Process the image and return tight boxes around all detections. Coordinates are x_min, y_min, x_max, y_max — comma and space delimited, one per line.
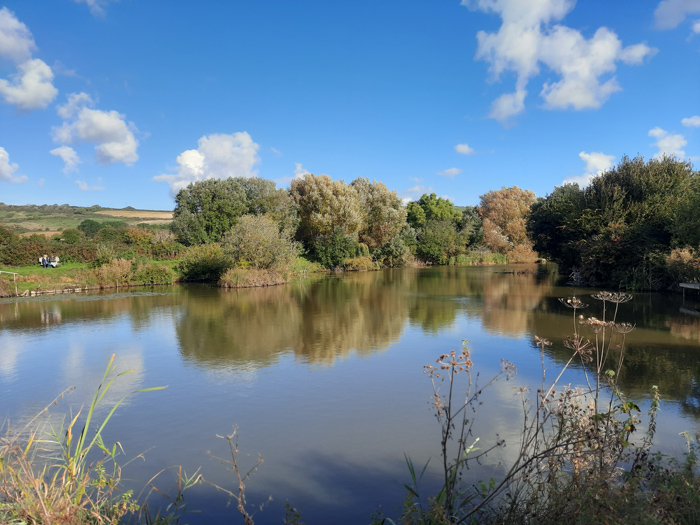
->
3, 293, 700, 524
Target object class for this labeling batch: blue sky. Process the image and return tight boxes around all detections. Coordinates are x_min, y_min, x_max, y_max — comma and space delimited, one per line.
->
0, 0, 699, 210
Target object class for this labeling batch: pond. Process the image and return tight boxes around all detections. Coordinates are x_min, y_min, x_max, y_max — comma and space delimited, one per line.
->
2, 264, 700, 523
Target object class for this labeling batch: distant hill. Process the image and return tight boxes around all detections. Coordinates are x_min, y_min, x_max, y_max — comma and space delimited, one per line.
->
0, 203, 172, 235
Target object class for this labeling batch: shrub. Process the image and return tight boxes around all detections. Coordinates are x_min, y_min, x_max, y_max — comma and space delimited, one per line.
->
152, 241, 185, 260
95, 258, 133, 287
132, 263, 176, 285
506, 244, 539, 263
667, 247, 700, 283
343, 256, 378, 271
375, 234, 411, 268
61, 228, 83, 244
218, 268, 288, 288
221, 214, 299, 270
179, 243, 231, 282
314, 229, 358, 269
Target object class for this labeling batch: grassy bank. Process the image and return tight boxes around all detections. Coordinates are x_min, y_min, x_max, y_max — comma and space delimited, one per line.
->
0, 260, 180, 297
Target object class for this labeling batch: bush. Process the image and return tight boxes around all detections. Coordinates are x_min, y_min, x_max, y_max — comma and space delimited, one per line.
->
132, 263, 176, 285
152, 241, 185, 260
667, 247, 700, 283
95, 258, 132, 287
314, 229, 358, 269
343, 256, 378, 271
221, 214, 299, 270
218, 268, 288, 288
506, 244, 539, 263
178, 243, 231, 282
375, 235, 411, 268
61, 228, 83, 244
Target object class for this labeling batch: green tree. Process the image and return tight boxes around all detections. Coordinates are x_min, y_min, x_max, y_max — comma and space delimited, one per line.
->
350, 177, 407, 251
172, 177, 297, 246
416, 220, 460, 265
407, 193, 460, 229
62, 228, 83, 244
77, 219, 103, 238
530, 155, 698, 288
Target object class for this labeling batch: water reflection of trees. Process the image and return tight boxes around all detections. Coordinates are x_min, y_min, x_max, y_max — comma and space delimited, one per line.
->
176, 272, 412, 369
0, 290, 181, 332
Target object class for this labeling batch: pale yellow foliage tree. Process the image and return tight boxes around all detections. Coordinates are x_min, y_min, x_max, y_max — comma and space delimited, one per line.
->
350, 177, 407, 250
290, 174, 363, 245
478, 186, 538, 261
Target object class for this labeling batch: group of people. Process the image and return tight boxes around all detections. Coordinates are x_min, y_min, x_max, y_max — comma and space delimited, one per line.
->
40, 254, 59, 268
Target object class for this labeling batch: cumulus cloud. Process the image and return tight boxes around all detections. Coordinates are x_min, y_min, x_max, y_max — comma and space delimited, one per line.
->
0, 58, 58, 110
50, 146, 81, 173
437, 167, 462, 178
73, 0, 117, 17
693, 19, 700, 32
0, 146, 27, 183
154, 132, 260, 194
400, 184, 431, 204
462, 0, 656, 123
649, 127, 687, 158
654, 0, 700, 29
562, 151, 615, 187
293, 162, 310, 180
75, 179, 105, 191
455, 143, 475, 155
53, 92, 139, 166
0, 7, 36, 62
0, 9, 58, 112
682, 115, 700, 127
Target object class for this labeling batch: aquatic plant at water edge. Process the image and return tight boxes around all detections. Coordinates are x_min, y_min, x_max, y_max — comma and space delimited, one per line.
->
0, 355, 166, 524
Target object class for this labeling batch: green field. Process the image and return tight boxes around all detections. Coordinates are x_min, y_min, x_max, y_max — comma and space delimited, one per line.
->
0, 203, 172, 235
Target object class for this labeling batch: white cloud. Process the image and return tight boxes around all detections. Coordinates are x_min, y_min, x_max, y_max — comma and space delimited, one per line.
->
57, 92, 94, 119
649, 127, 687, 158
0, 146, 27, 183
681, 115, 700, 127
75, 179, 105, 191
654, 0, 700, 29
53, 92, 139, 166
693, 19, 700, 32
271, 147, 283, 157
400, 184, 431, 203
0, 58, 58, 111
455, 143, 475, 155
50, 146, 82, 173
154, 132, 260, 194
293, 162, 310, 180
463, 0, 656, 123
73, 0, 117, 17
408, 176, 422, 183
0, 7, 36, 62
562, 150, 615, 187
437, 167, 462, 178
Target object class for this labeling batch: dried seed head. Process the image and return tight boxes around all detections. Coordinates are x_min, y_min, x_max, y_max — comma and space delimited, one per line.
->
559, 296, 588, 309
591, 291, 633, 304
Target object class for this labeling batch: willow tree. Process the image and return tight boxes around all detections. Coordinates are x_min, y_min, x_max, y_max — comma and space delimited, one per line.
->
350, 177, 407, 251
290, 174, 363, 266
478, 186, 537, 261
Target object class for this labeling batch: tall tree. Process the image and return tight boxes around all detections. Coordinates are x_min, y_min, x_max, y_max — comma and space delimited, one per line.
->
290, 173, 363, 250
350, 177, 407, 251
171, 177, 296, 245
478, 186, 536, 257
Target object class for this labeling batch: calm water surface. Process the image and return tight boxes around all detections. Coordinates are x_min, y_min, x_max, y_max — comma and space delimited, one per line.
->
2, 264, 700, 523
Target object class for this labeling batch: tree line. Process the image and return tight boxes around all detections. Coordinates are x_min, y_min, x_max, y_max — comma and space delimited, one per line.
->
169, 174, 540, 276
